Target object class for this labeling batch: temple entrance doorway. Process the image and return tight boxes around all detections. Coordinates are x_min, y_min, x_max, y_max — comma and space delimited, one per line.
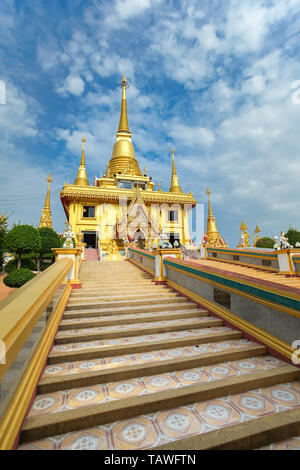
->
133, 229, 145, 249
83, 231, 97, 249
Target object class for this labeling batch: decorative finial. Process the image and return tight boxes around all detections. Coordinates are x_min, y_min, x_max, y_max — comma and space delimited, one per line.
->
206, 187, 211, 195
47, 173, 53, 184
82, 136, 86, 144
121, 75, 129, 89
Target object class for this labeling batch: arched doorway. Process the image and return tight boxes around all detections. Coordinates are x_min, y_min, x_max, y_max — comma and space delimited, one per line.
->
133, 229, 145, 249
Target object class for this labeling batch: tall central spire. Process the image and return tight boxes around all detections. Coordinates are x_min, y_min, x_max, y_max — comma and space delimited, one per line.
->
118, 75, 130, 134
106, 75, 142, 177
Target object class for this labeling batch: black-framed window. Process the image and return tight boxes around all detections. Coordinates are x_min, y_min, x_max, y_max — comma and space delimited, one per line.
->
168, 210, 178, 222
83, 206, 95, 218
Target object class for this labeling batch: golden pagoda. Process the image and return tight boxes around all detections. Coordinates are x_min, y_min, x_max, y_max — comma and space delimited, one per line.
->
74, 137, 89, 186
205, 187, 227, 247
39, 173, 53, 229
60, 75, 197, 254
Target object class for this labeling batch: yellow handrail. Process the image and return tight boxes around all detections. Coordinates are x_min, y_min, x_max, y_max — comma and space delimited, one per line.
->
0, 257, 72, 381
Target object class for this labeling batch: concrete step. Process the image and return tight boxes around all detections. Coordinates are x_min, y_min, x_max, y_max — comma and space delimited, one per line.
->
39, 343, 266, 393
70, 287, 171, 298
65, 295, 185, 310
155, 405, 300, 450
20, 366, 299, 444
62, 307, 206, 320
59, 309, 206, 330
63, 301, 198, 316
48, 329, 243, 366
54, 317, 223, 344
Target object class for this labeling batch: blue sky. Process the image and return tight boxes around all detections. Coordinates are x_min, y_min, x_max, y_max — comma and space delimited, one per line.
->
1, 0, 300, 245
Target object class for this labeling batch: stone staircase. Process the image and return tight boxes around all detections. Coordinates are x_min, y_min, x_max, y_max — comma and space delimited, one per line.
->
18, 261, 300, 450
84, 249, 100, 261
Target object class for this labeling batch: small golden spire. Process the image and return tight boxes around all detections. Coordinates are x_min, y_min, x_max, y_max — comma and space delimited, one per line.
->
74, 136, 89, 186
39, 173, 53, 228
118, 75, 130, 134
206, 187, 221, 246
169, 148, 182, 193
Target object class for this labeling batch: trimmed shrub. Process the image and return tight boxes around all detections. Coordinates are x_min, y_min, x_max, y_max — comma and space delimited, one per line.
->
3, 268, 36, 288
5, 225, 41, 269
4, 258, 36, 273
255, 237, 275, 249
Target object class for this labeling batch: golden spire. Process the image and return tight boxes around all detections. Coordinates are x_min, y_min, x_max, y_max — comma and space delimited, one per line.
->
206, 187, 220, 244
74, 136, 89, 186
105, 75, 142, 177
118, 75, 130, 134
169, 148, 182, 193
39, 173, 53, 229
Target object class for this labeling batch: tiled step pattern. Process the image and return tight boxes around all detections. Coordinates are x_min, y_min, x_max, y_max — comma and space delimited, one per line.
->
197, 259, 300, 291
18, 260, 300, 450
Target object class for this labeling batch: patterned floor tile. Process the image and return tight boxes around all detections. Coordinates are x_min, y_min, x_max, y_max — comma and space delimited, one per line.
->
230, 391, 276, 417
107, 380, 143, 399
195, 398, 241, 428
262, 383, 300, 408
111, 417, 158, 450
156, 407, 203, 439
59, 428, 108, 450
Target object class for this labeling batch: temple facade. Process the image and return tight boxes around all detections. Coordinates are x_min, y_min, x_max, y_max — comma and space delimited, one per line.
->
60, 76, 197, 254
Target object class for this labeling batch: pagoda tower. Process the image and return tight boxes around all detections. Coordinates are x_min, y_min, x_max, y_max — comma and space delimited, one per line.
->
39, 173, 53, 229
205, 187, 226, 247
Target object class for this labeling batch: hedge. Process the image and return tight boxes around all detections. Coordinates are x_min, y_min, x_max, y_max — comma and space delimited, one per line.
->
3, 268, 36, 288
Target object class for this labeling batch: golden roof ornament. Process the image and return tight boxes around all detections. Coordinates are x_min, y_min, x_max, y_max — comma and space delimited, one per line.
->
74, 136, 89, 186
254, 224, 262, 234
240, 220, 248, 231
169, 148, 182, 193
39, 172, 53, 229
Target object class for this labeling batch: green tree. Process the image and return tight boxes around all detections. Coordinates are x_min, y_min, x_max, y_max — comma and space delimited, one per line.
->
255, 237, 275, 249
5, 225, 41, 269
0, 213, 8, 271
34, 227, 60, 271
284, 228, 300, 247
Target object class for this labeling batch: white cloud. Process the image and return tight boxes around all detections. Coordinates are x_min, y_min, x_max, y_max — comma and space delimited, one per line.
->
242, 75, 266, 95
169, 122, 215, 148
0, 81, 38, 140
58, 75, 85, 96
